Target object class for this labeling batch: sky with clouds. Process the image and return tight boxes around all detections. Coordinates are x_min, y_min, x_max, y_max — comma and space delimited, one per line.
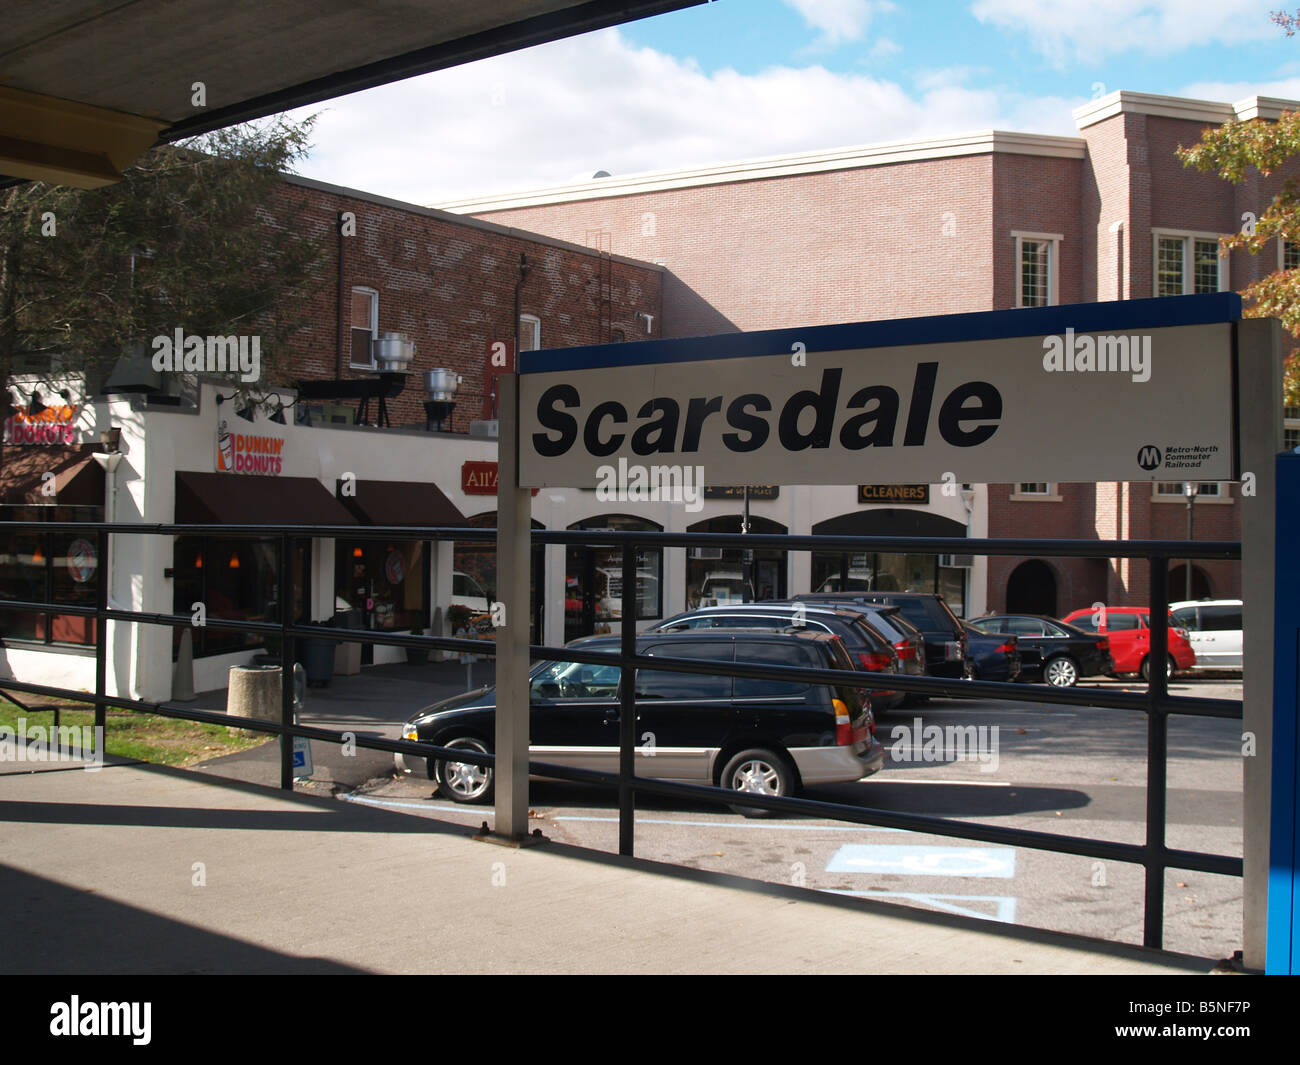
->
284, 0, 1300, 206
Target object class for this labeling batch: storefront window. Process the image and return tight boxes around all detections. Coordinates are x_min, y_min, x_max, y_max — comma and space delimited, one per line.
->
452, 513, 543, 641
808, 550, 968, 617
173, 535, 283, 657
566, 515, 662, 642
334, 539, 427, 633
0, 505, 102, 646
684, 516, 787, 608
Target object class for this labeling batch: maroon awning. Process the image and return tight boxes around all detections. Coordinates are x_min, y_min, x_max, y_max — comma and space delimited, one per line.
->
337, 479, 466, 526
0, 444, 104, 506
175, 471, 357, 525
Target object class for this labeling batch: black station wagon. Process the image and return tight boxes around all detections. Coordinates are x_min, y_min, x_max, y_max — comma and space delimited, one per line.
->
399, 630, 884, 817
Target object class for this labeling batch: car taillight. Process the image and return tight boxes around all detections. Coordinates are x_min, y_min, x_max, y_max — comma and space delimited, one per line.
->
833, 697, 853, 745
1098, 637, 1109, 652
894, 640, 917, 660
857, 651, 893, 672
995, 641, 1016, 654
1175, 628, 1189, 641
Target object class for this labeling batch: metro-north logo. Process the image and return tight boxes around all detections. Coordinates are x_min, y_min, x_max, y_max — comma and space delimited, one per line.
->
1137, 445, 1162, 470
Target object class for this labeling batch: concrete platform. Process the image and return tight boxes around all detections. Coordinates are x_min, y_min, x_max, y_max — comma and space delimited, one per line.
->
0, 759, 1222, 974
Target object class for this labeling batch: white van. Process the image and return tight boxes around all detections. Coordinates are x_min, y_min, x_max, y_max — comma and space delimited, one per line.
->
1169, 599, 1243, 670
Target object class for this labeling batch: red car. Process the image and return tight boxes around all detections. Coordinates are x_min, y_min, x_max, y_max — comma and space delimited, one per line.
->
1060, 606, 1196, 680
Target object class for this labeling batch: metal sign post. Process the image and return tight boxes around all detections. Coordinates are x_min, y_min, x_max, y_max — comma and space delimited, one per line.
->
491, 372, 532, 842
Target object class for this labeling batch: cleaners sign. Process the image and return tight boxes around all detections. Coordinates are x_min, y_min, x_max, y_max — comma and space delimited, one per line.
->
519, 297, 1240, 488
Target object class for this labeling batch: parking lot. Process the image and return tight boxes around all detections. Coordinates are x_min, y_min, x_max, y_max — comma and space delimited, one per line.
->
315, 668, 1244, 959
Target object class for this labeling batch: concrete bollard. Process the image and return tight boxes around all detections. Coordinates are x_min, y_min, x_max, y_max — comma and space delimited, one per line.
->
227, 665, 281, 738
172, 628, 196, 702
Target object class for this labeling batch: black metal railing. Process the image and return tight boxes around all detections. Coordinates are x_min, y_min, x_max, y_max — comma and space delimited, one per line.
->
0, 520, 1242, 950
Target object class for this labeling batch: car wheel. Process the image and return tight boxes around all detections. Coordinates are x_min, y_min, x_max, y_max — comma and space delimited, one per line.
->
1043, 655, 1079, 688
1140, 655, 1175, 683
720, 748, 795, 818
434, 736, 494, 804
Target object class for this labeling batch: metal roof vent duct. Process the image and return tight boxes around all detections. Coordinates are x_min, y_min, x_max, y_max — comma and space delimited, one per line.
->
424, 368, 461, 431
374, 332, 415, 372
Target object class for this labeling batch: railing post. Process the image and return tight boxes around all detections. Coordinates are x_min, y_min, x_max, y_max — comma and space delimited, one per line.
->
94, 528, 108, 737
279, 533, 294, 790
1143, 553, 1171, 948
619, 541, 637, 857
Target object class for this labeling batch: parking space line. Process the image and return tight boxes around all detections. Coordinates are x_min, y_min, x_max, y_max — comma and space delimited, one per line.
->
553, 816, 905, 831
829, 889, 1018, 923
869, 777, 1010, 786
826, 844, 1016, 877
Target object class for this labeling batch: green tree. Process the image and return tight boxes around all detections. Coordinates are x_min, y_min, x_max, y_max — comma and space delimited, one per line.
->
1178, 16, 1300, 403
0, 115, 324, 402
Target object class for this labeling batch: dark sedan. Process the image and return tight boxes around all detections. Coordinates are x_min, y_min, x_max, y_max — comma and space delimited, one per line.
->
961, 623, 1021, 682
969, 615, 1114, 687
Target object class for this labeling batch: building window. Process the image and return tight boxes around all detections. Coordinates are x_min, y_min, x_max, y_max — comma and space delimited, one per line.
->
1153, 482, 1225, 501
1010, 482, 1060, 501
1013, 232, 1061, 308
350, 287, 378, 369
1279, 240, 1300, 272
518, 314, 541, 353
1154, 232, 1225, 296
0, 505, 103, 647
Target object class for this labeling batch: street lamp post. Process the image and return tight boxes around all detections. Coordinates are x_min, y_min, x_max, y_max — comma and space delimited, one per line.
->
1183, 482, 1199, 601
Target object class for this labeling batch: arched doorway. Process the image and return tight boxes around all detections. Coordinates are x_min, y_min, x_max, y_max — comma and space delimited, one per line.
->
1168, 563, 1212, 602
565, 514, 663, 642
685, 515, 788, 607
1006, 559, 1058, 616
810, 509, 970, 615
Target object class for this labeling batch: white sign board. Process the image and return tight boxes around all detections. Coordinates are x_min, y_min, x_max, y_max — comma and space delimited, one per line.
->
519, 305, 1238, 488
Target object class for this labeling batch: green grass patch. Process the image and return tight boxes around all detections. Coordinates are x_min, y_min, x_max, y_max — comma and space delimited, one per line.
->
0, 697, 270, 766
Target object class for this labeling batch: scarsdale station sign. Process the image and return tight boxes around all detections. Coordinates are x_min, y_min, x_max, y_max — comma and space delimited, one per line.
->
519, 297, 1240, 488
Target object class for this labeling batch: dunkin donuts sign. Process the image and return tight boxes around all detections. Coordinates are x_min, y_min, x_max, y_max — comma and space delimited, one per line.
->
216, 419, 284, 475
3, 406, 79, 445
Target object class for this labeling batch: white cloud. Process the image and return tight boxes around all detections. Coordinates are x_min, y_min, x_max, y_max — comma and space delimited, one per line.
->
971, 0, 1279, 66
783, 0, 896, 48
1178, 76, 1300, 104
287, 29, 1084, 206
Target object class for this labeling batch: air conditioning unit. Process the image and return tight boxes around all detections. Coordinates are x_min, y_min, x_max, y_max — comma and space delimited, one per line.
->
689, 547, 723, 560
939, 554, 975, 568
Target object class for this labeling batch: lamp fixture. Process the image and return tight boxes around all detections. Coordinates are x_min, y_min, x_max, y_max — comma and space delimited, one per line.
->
228, 553, 240, 569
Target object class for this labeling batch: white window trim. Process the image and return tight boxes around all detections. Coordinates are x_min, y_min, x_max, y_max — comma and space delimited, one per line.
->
1150, 481, 1232, 505
1278, 238, 1300, 272
518, 313, 541, 352
1152, 230, 1229, 295
349, 286, 379, 370
1009, 482, 1062, 502
1012, 231, 1062, 308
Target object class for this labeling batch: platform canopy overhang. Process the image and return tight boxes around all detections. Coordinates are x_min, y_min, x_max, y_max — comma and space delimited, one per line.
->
0, 0, 707, 188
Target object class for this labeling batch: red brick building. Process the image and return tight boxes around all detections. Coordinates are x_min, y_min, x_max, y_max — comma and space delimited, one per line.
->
275, 174, 664, 433
439, 90, 1300, 614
